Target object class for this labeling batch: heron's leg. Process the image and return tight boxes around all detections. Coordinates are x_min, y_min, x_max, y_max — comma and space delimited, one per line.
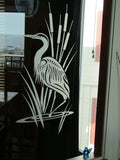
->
41, 87, 48, 113
58, 102, 71, 133
44, 89, 52, 113
50, 91, 56, 113
49, 99, 67, 116
40, 86, 44, 112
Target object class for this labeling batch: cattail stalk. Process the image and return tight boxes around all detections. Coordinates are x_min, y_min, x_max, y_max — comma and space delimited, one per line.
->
63, 4, 68, 32
59, 4, 68, 62
56, 15, 62, 59
59, 20, 73, 62
48, 2, 54, 33
48, 2, 54, 57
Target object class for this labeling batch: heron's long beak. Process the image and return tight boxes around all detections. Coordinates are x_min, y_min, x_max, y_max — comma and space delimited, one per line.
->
25, 34, 34, 39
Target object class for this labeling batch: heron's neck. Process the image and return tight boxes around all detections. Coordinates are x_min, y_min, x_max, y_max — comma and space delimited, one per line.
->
34, 36, 49, 69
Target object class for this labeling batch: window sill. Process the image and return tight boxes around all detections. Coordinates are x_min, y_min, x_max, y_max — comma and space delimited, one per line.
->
66, 155, 104, 160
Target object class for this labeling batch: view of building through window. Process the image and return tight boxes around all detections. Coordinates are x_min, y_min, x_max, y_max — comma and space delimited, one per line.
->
0, 12, 25, 102
79, 0, 104, 152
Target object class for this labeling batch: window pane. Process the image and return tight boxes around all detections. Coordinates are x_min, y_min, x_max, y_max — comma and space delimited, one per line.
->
0, 12, 25, 101
79, 0, 104, 152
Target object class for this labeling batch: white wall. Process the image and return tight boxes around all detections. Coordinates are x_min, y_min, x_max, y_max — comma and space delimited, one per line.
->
81, 47, 99, 85
79, 46, 99, 150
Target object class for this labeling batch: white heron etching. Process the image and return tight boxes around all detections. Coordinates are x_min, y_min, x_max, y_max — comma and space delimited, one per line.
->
16, 3, 77, 133
25, 33, 70, 101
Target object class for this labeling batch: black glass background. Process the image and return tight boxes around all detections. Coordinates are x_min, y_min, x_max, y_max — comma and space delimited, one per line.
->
0, 0, 81, 159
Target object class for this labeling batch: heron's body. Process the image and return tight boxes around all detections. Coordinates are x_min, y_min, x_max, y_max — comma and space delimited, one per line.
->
26, 33, 70, 100
35, 56, 70, 100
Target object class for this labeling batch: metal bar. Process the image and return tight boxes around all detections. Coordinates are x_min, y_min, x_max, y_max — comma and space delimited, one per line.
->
0, 0, 5, 101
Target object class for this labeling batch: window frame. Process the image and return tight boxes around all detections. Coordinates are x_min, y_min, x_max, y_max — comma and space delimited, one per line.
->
78, 0, 114, 158
94, 0, 117, 158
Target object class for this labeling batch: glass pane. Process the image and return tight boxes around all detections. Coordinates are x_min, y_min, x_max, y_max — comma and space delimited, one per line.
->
79, 0, 104, 153
0, 12, 25, 102
0, 1, 81, 159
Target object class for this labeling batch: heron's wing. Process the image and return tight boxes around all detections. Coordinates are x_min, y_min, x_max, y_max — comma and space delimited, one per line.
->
40, 58, 70, 100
